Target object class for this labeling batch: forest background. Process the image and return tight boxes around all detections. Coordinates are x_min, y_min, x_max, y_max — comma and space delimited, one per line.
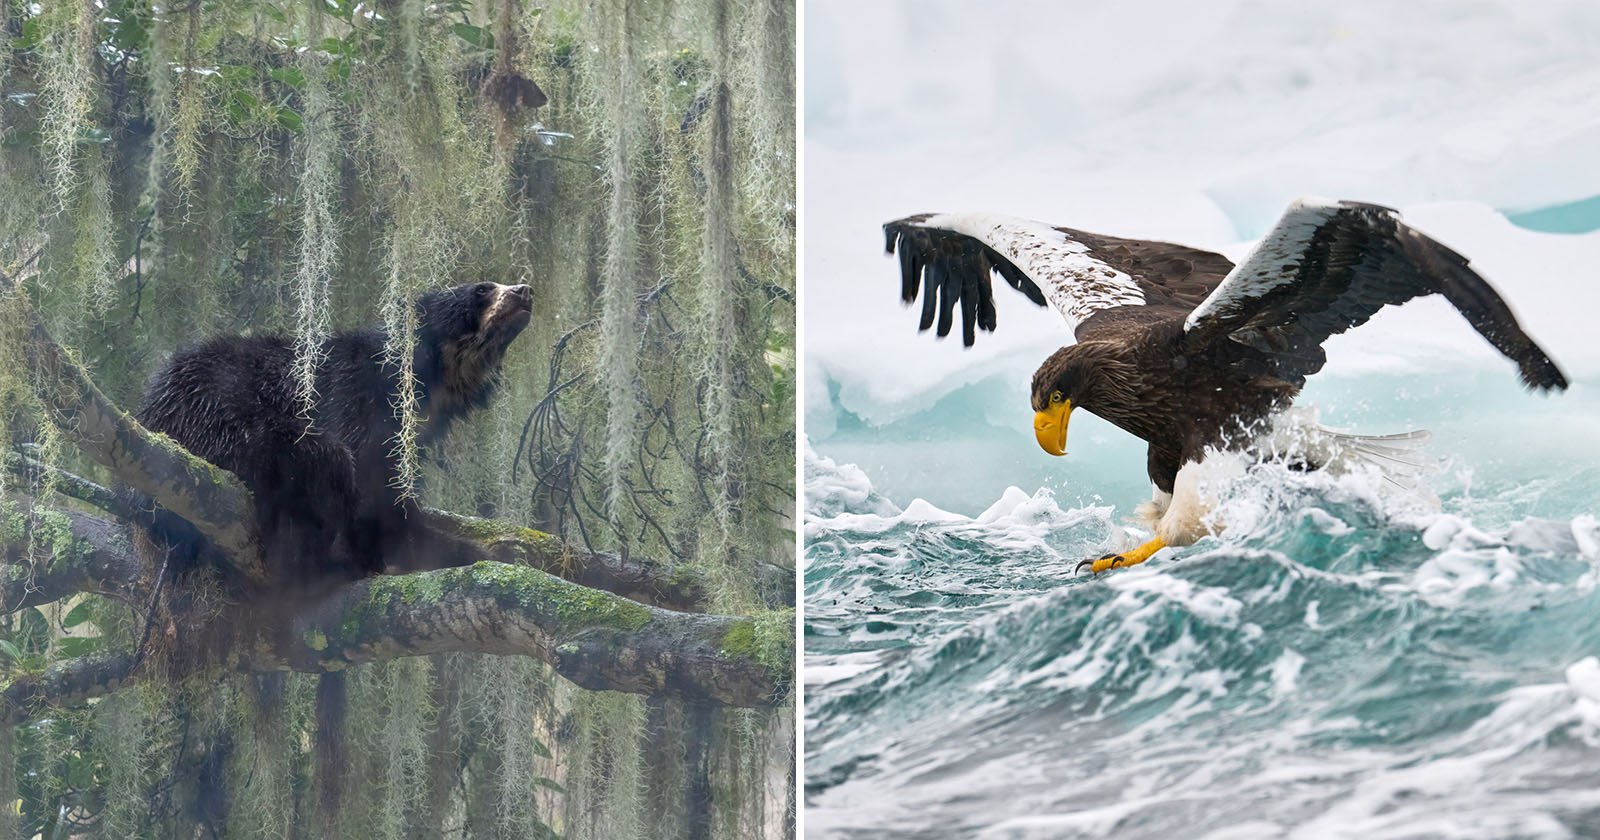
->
0, 0, 795, 837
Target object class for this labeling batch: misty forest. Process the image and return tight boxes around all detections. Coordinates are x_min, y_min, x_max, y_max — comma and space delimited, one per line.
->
0, 0, 795, 837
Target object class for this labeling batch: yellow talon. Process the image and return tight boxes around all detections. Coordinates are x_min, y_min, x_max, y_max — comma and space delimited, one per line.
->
1078, 536, 1168, 575
1090, 554, 1121, 574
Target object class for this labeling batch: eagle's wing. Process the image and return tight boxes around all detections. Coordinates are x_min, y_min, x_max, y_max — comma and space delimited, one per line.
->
883, 213, 1235, 345
1182, 198, 1568, 391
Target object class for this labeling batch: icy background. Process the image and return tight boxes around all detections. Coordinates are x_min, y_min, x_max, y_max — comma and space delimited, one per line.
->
805, 0, 1600, 516
804, 1, 1600, 837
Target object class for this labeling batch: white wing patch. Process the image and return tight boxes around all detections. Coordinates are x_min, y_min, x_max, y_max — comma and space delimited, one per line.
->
1183, 197, 1350, 332
918, 212, 1144, 333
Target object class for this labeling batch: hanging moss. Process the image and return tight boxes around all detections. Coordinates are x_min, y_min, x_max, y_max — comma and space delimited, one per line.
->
563, 688, 649, 839
36, 0, 97, 205
0, 722, 14, 840
288, 14, 341, 415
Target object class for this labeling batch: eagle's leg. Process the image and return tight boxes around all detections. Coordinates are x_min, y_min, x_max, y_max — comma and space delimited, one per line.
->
1076, 536, 1168, 575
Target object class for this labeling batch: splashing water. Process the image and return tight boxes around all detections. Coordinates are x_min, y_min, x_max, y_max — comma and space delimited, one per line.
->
805, 374, 1600, 839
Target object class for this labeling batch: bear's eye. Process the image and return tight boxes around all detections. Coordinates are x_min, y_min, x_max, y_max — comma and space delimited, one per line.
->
474, 283, 494, 301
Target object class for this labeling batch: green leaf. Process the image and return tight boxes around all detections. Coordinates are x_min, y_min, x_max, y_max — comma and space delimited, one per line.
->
61, 599, 94, 629
18, 608, 49, 654
106, 13, 149, 53
318, 37, 351, 57
532, 776, 566, 793
275, 107, 304, 133
64, 753, 93, 788
16, 17, 43, 51
0, 639, 21, 663
269, 67, 306, 90
56, 636, 102, 658
218, 64, 256, 85
451, 23, 493, 49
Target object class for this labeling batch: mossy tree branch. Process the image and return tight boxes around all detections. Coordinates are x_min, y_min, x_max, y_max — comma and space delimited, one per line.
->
1, 504, 141, 611
0, 449, 791, 715
0, 542, 791, 722
272, 564, 789, 708
0, 650, 140, 727
424, 509, 714, 610
15, 299, 265, 582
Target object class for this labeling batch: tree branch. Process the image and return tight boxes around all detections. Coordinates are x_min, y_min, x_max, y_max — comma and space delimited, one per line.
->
272, 564, 790, 708
0, 485, 725, 616
0, 564, 790, 724
423, 509, 712, 611
0, 508, 792, 718
14, 302, 264, 582
4, 450, 134, 520
1, 504, 141, 611
0, 650, 140, 726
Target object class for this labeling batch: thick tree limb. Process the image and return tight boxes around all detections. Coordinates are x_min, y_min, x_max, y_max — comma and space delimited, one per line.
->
16, 304, 263, 582
424, 509, 713, 611
0, 564, 791, 723
0, 508, 792, 716
4, 451, 133, 520
1, 505, 140, 610
0, 651, 140, 726
272, 564, 791, 708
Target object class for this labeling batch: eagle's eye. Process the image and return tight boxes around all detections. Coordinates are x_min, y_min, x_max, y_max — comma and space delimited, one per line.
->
1049, 391, 1064, 406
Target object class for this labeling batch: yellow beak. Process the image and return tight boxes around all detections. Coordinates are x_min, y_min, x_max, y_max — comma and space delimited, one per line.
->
1033, 399, 1072, 456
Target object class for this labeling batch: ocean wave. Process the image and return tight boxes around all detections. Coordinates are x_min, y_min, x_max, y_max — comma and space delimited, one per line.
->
806, 443, 1600, 838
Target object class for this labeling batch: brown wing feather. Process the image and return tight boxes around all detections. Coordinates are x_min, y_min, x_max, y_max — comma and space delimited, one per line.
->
883, 214, 1235, 346
1183, 200, 1568, 391
1058, 227, 1236, 341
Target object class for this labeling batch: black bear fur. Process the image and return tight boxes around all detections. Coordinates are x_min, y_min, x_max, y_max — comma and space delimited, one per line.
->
133, 281, 533, 585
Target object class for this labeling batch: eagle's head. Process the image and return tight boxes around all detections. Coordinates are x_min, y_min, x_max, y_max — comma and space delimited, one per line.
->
1029, 342, 1131, 457
1029, 355, 1083, 457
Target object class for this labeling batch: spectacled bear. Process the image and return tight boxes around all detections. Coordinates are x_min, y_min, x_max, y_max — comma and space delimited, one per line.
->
135, 281, 533, 584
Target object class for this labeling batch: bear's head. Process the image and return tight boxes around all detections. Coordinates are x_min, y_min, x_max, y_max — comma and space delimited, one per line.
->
414, 281, 534, 426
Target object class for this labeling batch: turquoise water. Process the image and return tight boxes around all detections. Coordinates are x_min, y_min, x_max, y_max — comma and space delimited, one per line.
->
805, 372, 1600, 838
1506, 195, 1600, 235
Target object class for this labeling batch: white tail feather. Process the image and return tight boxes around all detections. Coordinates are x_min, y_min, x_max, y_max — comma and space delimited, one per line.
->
1258, 408, 1435, 489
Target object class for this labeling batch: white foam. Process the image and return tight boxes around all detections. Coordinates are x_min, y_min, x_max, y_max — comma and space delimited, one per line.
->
804, 652, 885, 688
1271, 649, 1306, 696
975, 486, 1033, 523
803, 443, 901, 519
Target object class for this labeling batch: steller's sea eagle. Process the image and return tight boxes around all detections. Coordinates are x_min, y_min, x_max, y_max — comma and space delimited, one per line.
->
882, 198, 1569, 573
